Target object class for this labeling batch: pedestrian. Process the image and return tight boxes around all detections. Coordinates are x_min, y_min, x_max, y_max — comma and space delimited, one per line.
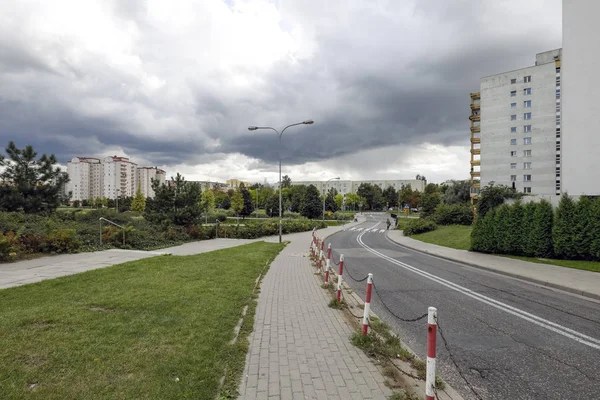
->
386, 218, 391, 230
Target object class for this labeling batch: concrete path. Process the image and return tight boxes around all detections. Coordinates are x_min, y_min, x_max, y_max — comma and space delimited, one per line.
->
387, 230, 600, 300
238, 226, 391, 400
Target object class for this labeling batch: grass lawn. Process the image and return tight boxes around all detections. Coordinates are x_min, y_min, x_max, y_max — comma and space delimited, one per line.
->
410, 225, 472, 250
408, 224, 600, 273
0, 242, 285, 399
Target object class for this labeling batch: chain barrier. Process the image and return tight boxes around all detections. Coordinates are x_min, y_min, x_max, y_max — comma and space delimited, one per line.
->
436, 316, 483, 400
330, 250, 368, 282
339, 290, 364, 320
371, 280, 428, 323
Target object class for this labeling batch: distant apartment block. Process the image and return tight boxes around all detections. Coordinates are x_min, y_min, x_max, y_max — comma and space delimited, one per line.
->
475, 49, 562, 197
288, 179, 427, 196
66, 156, 166, 201
226, 179, 252, 189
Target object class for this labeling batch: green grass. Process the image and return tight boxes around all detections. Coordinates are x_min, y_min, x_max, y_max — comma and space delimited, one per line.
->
0, 242, 285, 399
409, 224, 600, 273
410, 224, 472, 250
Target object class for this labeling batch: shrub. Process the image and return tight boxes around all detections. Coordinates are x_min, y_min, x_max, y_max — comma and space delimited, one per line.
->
18, 233, 45, 253
553, 194, 577, 259
528, 200, 554, 258
42, 229, 81, 254
433, 203, 473, 226
403, 218, 437, 236
0, 231, 19, 260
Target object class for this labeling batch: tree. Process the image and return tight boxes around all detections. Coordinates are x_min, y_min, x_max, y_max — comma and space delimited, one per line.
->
281, 175, 292, 189
231, 191, 243, 217
398, 184, 414, 208
144, 173, 202, 227
94, 197, 104, 209
334, 193, 344, 210
0, 141, 69, 214
383, 186, 397, 209
131, 187, 147, 213
529, 200, 554, 258
553, 193, 577, 259
300, 184, 322, 219
200, 188, 215, 224
289, 185, 307, 212
476, 182, 520, 218
356, 183, 384, 210
443, 180, 471, 204
345, 193, 361, 211
265, 193, 280, 217
420, 184, 442, 217
239, 184, 254, 218
415, 174, 427, 181
324, 187, 338, 213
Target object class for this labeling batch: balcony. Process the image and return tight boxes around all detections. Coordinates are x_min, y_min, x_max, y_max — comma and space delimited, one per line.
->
469, 114, 480, 122
471, 159, 481, 166
470, 170, 481, 177
470, 125, 480, 133
471, 137, 481, 144
471, 148, 480, 155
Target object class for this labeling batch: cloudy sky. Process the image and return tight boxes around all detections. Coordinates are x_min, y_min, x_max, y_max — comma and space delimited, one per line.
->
0, 0, 562, 184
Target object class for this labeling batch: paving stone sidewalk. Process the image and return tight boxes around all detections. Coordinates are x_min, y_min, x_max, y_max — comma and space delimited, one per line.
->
238, 229, 391, 400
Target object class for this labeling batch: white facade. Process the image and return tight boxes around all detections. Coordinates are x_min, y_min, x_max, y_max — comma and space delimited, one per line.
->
290, 179, 426, 195
66, 155, 166, 201
562, 0, 600, 195
479, 49, 562, 196
137, 167, 166, 198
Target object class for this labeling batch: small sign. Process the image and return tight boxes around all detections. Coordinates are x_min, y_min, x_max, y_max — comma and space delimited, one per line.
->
328, 211, 332, 216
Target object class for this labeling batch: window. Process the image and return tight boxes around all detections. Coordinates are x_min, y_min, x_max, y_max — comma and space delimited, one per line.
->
524, 150, 532, 157
511, 151, 517, 156
510, 90, 516, 97
510, 163, 517, 169
511, 127, 517, 132
524, 88, 532, 95
524, 100, 531, 108
524, 162, 531, 169
523, 175, 532, 181
523, 187, 532, 194
511, 78, 517, 84
511, 138, 517, 145
524, 125, 532, 132
524, 112, 532, 120
511, 103, 517, 108
524, 76, 531, 83
511, 114, 517, 121
510, 175, 517, 181
524, 137, 532, 145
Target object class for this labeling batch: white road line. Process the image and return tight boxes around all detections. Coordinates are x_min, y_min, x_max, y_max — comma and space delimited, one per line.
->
379, 229, 385, 233
356, 230, 600, 350
349, 228, 356, 231
356, 228, 363, 231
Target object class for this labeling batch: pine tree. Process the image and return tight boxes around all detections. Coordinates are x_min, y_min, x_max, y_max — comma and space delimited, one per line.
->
530, 200, 554, 258
505, 201, 524, 255
300, 185, 323, 219
239, 184, 254, 218
521, 202, 537, 257
553, 194, 577, 259
574, 196, 593, 259
131, 186, 146, 213
494, 204, 510, 254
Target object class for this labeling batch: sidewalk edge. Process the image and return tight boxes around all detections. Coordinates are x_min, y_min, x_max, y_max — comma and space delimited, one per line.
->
385, 232, 600, 302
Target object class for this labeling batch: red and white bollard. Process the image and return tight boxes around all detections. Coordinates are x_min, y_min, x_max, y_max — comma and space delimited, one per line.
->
319, 239, 325, 270
336, 254, 344, 301
362, 273, 373, 336
425, 307, 438, 400
325, 243, 332, 283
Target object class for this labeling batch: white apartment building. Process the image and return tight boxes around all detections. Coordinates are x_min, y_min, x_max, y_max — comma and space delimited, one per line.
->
137, 167, 166, 198
562, 0, 600, 196
289, 179, 426, 196
66, 156, 166, 201
479, 49, 562, 196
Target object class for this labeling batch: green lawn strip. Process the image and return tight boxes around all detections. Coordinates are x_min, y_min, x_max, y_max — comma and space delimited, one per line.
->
0, 241, 285, 399
409, 225, 472, 250
408, 224, 600, 273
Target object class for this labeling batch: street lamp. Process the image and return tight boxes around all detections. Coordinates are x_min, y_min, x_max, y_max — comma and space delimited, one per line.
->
322, 177, 340, 221
248, 120, 314, 243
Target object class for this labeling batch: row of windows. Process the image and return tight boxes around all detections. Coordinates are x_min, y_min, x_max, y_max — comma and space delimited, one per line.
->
510, 125, 532, 133
510, 113, 532, 121
510, 174, 532, 181
511, 100, 532, 108
510, 163, 532, 169
511, 137, 532, 145
510, 87, 532, 96
511, 76, 532, 84
510, 150, 532, 157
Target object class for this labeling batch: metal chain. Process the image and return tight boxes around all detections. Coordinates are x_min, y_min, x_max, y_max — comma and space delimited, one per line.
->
344, 265, 369, 283
436, 316, 483, 400
371, 281, 428, 323
340, 291, 364, 320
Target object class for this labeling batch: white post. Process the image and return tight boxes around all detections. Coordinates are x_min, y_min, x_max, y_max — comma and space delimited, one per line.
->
425, 306, 438, 400
362, 273, 373, 335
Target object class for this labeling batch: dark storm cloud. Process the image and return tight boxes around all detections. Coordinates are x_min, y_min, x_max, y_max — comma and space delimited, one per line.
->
0, 0, 561, 170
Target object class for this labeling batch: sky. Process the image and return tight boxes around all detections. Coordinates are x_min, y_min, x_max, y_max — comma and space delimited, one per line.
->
0, 0, 562, 184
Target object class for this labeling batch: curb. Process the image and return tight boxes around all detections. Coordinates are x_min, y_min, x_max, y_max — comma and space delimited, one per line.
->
385, 232, 600, 302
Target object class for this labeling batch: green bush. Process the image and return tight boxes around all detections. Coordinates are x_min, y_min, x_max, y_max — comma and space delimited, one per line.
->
433, 203, 473, 226
0, 231, 18, 260
403, 218, 437, 236
553, 194, 577, 259
528, 200, 554, 258
42, 229, 81, 254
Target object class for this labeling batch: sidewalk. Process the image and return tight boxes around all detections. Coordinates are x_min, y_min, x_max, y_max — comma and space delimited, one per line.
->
238, 226, 391, 400
387, 230, 600, 300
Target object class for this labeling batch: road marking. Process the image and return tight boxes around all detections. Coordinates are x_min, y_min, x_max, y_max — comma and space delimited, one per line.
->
356, 230, 600, 350
349, 228, 356, 231
356, 228, 363, 231
379, 229, 385, 233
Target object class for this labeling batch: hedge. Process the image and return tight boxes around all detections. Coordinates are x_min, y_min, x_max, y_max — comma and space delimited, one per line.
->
433, 203, 473, 226
403, 218, 437, 236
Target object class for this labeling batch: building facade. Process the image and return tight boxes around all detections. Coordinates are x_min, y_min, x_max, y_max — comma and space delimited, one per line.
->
562, 0, 600, 196
477, 49, 562, 196
470, 92, 481, 201
66, 156, 166, 201
289, 179, 427, 195
226, 179, 252, 189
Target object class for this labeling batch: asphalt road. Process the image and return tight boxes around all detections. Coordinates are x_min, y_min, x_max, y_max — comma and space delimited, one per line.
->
326, 213, 600, 400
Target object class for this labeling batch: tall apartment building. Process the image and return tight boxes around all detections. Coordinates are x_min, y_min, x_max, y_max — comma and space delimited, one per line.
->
469, 92, 481, 201
476, 49, 562, 197
137, 167, 166, 198
289, 179, 427, 195
562, 0, 600, 196
66, 156, 166, 201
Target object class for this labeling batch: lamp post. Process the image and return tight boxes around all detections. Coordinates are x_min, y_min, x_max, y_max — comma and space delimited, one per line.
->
115, 188, 120, 212
248, 120, 314, 243
322, 177, 340, 221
